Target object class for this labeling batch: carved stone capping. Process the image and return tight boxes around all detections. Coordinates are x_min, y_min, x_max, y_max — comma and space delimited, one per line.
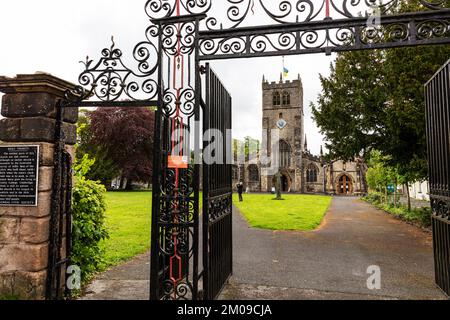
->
0, 73, 78, 299
0, 73, 79, 125
0, 73, 79, 145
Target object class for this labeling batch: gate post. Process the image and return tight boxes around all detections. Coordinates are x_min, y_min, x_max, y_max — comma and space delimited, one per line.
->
0, 73, 78, 299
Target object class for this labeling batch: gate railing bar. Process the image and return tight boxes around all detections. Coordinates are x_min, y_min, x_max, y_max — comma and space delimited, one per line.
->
425, 58, 450, 297
64, 151, 73, 298
46, 100, 67, 300
193, 16, 202, 299
58, 100, 159, 108
149, 21, 164, 300
202, 63, 211, 300
425, 58, 450, 86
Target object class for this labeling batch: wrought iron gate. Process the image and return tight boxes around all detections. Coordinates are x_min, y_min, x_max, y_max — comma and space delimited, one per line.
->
202, 64, 233, 300
45, 0, 450, 300
425, 59, 450, 297
47, 103, 73, 300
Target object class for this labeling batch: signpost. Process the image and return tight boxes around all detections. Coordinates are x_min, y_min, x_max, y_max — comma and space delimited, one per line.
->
387, 184, 395, 194
0, 145, 39, 206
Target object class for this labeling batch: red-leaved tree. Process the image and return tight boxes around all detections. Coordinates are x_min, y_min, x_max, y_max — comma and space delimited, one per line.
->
89, 107, 155, 187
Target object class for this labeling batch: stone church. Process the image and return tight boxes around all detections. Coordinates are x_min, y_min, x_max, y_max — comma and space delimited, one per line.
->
233, 74, 367, 196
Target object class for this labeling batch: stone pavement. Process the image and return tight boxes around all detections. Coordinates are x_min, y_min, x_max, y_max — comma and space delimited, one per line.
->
81, 197, 447, 300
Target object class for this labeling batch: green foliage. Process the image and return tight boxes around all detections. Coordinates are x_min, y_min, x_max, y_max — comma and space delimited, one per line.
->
365, 150, 399, 193
244, 136, 260, 160
363, 191, 384, 205
0, 294, 20, 300
232, 137, 260, 162
363, 197, 432, 228
76, 111, 120, 187
71, 155, 109, 282
74, 154, 95, 178
312, 38, 450, 181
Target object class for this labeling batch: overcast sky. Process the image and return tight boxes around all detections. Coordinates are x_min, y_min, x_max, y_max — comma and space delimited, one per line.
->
0, 0, 337, 155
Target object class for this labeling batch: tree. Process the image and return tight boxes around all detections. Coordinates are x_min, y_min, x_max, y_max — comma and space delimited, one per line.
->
312, 49, 387, 162
312, 46, 450, 183
312, 1, 450, 183
89, 107, 155, 188
76, 111, 119, 186
366, 150, 397, 203
231, 137, 260, 163
244, 136, 260, 161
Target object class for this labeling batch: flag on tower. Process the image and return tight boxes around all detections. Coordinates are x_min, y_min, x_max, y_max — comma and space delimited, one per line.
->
282, 56, 289, 79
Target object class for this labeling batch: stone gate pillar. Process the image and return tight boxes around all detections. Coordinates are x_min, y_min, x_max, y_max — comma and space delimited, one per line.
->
0, 73, 78, 299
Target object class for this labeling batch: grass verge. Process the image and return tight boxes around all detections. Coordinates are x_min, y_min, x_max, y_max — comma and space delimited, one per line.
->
99, 191, 152, 269
363, 193, 431, 229
232, 193, 332, 231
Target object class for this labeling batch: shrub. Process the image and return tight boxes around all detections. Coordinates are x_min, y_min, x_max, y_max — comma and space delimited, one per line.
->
364, 193, 432, 228
362, 191, 384, 205
71, 155, 109, 283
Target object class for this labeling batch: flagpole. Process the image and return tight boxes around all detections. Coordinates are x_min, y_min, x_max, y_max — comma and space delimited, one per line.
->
282, 55, 285, 80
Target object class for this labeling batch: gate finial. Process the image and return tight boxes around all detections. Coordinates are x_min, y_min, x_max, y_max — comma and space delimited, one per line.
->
110, 35, 115, 50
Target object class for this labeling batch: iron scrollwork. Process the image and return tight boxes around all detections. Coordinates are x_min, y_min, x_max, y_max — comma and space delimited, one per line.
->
198, 11, 450, 59
431, 197, 450, 218
150, 13, 202, 300
144, 0, 449, 31
78, 35, 159, 102
208, 193, 232, 223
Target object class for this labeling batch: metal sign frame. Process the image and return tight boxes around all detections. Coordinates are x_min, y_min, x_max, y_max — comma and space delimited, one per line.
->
0, 145, 39, 207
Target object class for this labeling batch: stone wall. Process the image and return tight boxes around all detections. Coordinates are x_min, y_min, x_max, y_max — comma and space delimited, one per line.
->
0, 73, 78, 299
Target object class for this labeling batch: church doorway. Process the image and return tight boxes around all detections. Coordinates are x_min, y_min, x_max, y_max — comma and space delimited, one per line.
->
281, 174, 289, 192
338, 175, 353, 195
272, 171, 291, 192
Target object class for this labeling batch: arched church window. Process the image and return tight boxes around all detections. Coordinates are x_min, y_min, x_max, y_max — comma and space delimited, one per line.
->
282, 91, 290, 105
279, 140, 291, 168
306, 163, 318, 183
273, 92, 281, 106
248, 164, 259, 182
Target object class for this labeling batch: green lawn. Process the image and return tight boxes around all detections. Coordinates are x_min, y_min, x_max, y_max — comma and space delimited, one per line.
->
100, 191, 152, 268
100, 191, 331, 269
232, 193, 332, 231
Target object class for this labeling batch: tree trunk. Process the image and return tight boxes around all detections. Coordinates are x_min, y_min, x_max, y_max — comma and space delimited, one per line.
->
405, 182, 411, 212
120, 176, 127, 190
125, 179, 133, 190
393, 190, 396, 207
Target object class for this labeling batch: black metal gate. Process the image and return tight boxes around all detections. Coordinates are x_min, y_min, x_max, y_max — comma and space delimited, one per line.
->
425, 59, 450, 297
46, 103, 73, 300
202, 64, 233, 300
44, 0, 450, 300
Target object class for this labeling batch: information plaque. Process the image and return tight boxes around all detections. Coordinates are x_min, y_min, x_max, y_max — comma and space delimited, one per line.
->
0, 145, 39, 206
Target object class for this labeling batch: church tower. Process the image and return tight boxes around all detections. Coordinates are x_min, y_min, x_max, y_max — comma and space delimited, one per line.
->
260, 74, 304, 192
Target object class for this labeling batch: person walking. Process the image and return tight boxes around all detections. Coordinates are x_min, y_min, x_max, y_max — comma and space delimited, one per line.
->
237, 181, 244, 202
